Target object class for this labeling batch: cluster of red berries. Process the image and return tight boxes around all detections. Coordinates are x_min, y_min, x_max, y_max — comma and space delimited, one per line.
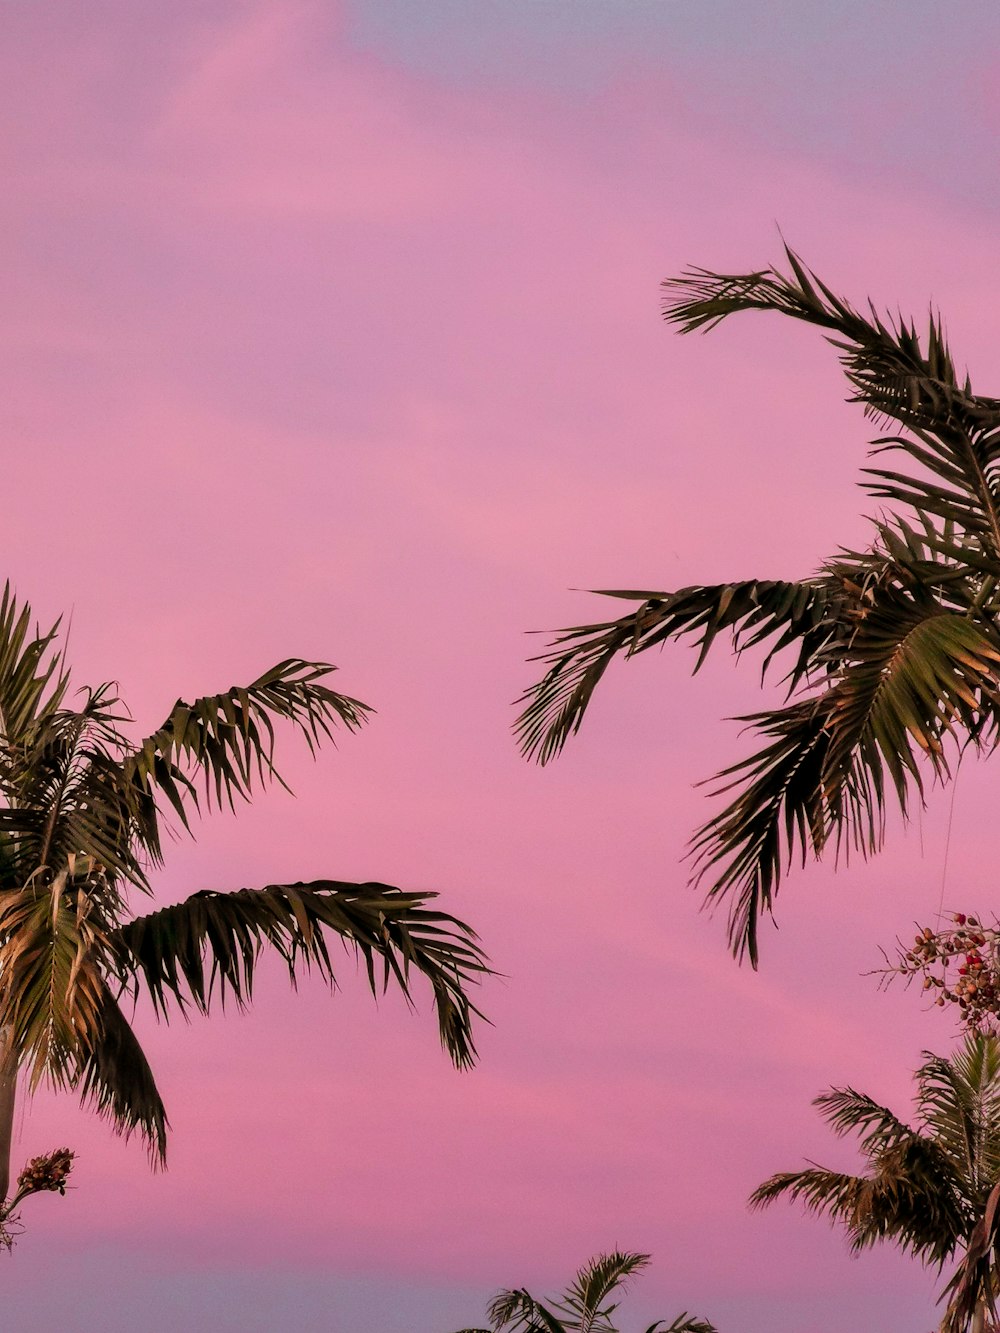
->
892, 914, 1000, 1027
15, 1148, 74, 1198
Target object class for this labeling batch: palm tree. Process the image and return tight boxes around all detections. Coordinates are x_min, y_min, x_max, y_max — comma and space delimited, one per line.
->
0, 584, 490, 1223
453, 1251, 716, 1333
517, 247, 1000, 965
750, 1031, 1000, 1332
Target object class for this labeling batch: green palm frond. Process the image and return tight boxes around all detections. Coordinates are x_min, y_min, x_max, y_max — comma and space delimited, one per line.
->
0, 860, 119, 1089
558, 1251, 649, 1330
115, 880, 490, 1069
939, 1177, 1000, 1333
918, 1036, 1000, 1201
515, 580, 834, 764
70, 984, 168, 1164
519, 248, 1000, 963
661, 245, 995, 439
0, 584, 69, 749
484, 1287, 564, 1332
644, 1318, 717, 1333
821, 588, 1000, 795
687, 696, 835, 964
122, 659, 372, 830
749, 1154, 964, 1265
814, 1087, 918, 1151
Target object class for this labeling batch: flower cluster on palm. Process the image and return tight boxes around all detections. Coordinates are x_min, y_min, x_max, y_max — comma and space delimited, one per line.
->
517, 249, 1000, 965
751, 1031, 1000, 1333
0, 584, 490, 1211
453, 1251, 716, 1333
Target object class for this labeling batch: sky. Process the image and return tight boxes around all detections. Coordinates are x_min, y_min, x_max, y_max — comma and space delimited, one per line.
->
3, 1, 1000, 1329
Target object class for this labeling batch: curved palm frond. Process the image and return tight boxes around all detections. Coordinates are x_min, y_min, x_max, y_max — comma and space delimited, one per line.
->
750, 1152, 965, 1266
0, 860, 120, 1089
121, 659, 372, 834
687, 696, 835, 964
558, 1250, 649, 1330
70, 983, 168, 1165
815, 1087, 918, 1149
918, 1038, 1000, 1202
939, 1177, 1000, 1333
488, 1289, 564, 1332
0, 584, 69, 751
115, 880, 491, 1069
515, 579, 834, 765
662, 244, 994, 438
645, 1318, 718, 1333
519, 247, 1000, 963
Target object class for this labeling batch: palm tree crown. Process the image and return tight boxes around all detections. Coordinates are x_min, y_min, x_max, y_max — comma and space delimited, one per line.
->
517, 247, 1000, 964
751, 1031, 1000, 1331
0, 585, 490, 1211
453, 1251, 716, 1333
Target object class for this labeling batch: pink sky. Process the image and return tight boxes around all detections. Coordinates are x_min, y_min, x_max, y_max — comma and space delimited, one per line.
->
5, 3, 1000, 1329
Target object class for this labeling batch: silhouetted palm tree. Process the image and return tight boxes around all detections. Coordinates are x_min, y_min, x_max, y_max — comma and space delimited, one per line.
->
0, 584, 490, 1222
751, 1031, 1000, 1332
518, 248, 1000, 965
454, 1251, 716, 1333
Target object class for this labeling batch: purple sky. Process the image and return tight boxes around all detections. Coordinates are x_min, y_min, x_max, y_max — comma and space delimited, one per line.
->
5, 3, 1000, 1329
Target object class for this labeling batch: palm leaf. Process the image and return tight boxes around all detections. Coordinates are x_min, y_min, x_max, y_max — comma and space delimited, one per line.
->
917, 1036, 1000, 1202
0, 583, 69, 750
70, 983, 168, 1164
516, 580, 834, 764
687, 697, 836, 964
115, 880, 491, 1069
0, 861, 118, 1089
939, 1176, 1000, 1333
558, 1251, 650, 1330
821, 589, 1000, 802
121, 659, 372, 828
484, 1288, 565, 1332
645, 1319, 717, 1333
749, 1154, 964, 1264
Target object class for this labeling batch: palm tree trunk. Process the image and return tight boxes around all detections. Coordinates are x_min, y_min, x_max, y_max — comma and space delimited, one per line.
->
0, 1027, 15, 1205
972, 1299, 987, 1333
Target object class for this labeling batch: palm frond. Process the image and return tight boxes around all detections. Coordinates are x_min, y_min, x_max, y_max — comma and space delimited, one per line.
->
645, 1318, 718, 1333
749, 1154, 964, 1265
0, 860, 118, 1089
115, 880, 491, 1069
558, 1251, 650, 1330
70, 983, 168, 1165
814, 1087, 918, 1152
820, 588, 1000, 805
939, 1176, 1000, 1333
663, 247, 975, 427
918, 1035, 1000, 1201
0, 583, 69, 752
485, 1288, 565, 1333
515, 580, 834, 764
121, 660, 372, 830
687, 697, 836, 965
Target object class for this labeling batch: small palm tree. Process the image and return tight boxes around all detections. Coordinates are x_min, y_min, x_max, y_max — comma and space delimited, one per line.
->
750, 1031, 1000, 1332
0, 584, 490, 1227
453, 1251, 716, 1333
517, 248, 1000, 965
